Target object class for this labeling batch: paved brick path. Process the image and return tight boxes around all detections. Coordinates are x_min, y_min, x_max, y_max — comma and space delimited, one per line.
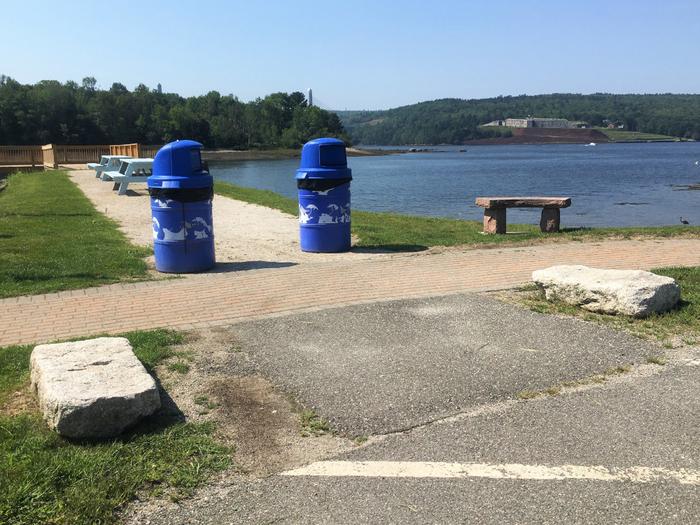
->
1, 238, 699, 346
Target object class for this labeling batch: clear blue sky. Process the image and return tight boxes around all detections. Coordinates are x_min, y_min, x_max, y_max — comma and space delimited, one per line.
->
4, 0, 699, 109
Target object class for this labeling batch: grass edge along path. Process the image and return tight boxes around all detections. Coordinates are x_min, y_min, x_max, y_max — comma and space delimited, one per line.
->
0, 170, 151, 299
0, 329, 231, 525
214, 181, 700, 251
511, 266, 700, 347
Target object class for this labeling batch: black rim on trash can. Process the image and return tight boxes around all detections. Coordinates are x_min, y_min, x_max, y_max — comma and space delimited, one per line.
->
148, 187, 214, 202
296, 177, 352, 191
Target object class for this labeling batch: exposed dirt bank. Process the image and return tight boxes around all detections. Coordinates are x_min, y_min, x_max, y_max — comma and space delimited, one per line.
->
466, 128, 611, 145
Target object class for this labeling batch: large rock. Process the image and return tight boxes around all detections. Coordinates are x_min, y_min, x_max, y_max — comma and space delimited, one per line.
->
532, 265, 680, 317
30, 337, 160, 439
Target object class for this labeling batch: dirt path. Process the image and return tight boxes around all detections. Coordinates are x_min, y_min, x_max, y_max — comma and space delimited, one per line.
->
69, 170, 388, 265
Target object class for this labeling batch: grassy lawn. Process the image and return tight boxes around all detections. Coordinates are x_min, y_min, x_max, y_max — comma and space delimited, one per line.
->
596, 128, 681, 142
214, 181, 700, 251
0, 170, 151, 299
513, 266, 700, 346
0, 329, 231, 525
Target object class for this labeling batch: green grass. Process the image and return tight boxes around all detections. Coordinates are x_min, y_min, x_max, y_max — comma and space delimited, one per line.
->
518, 266, 700, 345
596, 128, 681, 142
214, 181, 700, 251
0, 329, 184, 401
0, 329, 231, 525
122, 329, 184, 371
516, 365, 633, 400
0, 170, 151, 298
0, 416, 229, 525
0, 344, 33, 407
299, 409, 331, 437
167, 361, 191, 374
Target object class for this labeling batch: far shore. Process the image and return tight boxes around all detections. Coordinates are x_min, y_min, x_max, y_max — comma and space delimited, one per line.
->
203, 146, 402, 162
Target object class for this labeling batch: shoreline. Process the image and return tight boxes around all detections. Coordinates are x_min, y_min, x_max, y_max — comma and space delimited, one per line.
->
356, 138, 694, 149
202, 146, 401, 162
461, 138, 690, 146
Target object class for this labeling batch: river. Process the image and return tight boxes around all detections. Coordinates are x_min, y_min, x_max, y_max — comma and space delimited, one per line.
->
210, 142, 700, 227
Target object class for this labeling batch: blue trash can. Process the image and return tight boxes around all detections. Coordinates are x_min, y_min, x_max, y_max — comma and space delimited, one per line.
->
296, 138, 352, 252
147, 140, 215, 273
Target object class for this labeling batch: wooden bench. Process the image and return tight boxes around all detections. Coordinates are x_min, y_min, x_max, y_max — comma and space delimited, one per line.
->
103, 158, 153, 195
475, 196, 572, 234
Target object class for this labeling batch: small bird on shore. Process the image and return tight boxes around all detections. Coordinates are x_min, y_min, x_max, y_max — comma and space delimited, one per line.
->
680, 217, 690, 225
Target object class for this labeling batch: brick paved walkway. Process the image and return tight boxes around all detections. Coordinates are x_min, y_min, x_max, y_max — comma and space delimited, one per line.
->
2, 238, 699, 346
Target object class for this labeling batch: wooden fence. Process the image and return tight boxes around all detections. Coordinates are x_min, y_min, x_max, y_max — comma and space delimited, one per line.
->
110, 143, 161, 158
109, 143, 139, 157
140, 145, 161, 158
0, 146, 43, 166
41, 145, 55, 169
54, 145, 110, 165
39, 144, 109, 169
0, 144, 161, 169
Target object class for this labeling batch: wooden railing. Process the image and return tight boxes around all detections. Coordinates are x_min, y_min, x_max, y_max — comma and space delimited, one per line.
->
1, 143, 162, 169
110, 143, 161, 158
41, 144, 56, 169
140, 145, 161, 158
39, 144, 108, 168
0, 145, 43, 166
110, 143, 140, 157
53, 145, 109, 164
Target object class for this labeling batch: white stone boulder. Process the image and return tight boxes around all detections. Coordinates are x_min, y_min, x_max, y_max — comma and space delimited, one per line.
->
532, 265, 680, 317
30, 337, 160, 439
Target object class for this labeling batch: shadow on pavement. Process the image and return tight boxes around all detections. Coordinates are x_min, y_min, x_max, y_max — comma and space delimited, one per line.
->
208, 261, 298, 273
352, 244, 428, 253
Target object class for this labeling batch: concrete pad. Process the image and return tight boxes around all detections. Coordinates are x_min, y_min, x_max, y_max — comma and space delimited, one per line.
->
229, 293, 661, 435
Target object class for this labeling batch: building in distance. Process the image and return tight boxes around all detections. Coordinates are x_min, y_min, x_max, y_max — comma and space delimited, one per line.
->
483, 117, 589, 129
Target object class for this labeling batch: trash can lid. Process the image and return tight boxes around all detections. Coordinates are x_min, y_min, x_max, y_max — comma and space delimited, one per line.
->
148, 139, 213, 189
295, 138, 352, 180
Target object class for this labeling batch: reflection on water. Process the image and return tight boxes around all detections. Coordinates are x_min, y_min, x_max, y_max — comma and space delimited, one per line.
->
211, 142, 700, 227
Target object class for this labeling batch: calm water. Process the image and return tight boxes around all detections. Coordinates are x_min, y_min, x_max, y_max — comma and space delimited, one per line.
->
210, 142, 700, 227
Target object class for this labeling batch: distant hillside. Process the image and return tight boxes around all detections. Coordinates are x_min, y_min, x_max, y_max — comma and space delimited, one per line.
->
337, 94, 700, 145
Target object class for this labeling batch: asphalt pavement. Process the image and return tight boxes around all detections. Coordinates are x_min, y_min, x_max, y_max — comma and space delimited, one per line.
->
228, 294, 662, 435
127, 293, 699, 524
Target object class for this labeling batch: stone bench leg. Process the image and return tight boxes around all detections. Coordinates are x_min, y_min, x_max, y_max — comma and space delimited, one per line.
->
483, 207, 506, 234
540, 208, 560, 233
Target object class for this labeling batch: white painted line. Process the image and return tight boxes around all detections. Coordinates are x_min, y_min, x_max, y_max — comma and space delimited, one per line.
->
280, 461, 700, 485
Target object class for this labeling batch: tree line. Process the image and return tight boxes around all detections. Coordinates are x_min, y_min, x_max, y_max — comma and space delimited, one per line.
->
338, 93, 700, 144
0, 76, 348, 148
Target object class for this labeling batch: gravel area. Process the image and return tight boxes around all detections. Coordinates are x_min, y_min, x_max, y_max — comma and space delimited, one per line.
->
69, 170, 390, 265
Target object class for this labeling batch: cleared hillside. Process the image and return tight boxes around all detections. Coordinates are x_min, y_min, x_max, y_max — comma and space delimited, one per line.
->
467, 128, 610, 145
